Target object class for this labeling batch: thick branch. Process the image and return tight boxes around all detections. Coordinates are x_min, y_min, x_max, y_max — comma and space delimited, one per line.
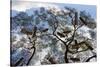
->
64, 25, 77, 63
64, 45, 69, 63
26, 26, 37, 65
26, 46, 36, 65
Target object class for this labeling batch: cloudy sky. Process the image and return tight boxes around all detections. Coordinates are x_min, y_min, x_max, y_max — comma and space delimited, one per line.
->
11, 0, 96, 19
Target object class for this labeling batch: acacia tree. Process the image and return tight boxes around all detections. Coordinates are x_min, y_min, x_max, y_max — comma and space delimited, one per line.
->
35, 7, 96, 63
11, 6, 96, 66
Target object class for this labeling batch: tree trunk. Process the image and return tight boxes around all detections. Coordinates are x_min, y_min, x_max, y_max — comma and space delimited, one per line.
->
64, 45, 69, 63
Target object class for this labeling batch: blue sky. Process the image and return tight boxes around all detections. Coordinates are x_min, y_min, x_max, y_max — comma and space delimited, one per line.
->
12, 1, 96, 19
57, 3, 96, 19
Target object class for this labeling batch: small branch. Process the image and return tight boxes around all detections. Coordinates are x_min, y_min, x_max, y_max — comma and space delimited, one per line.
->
52, 20, 58, 35
51, 16, 66, 45
85, 55, 97, 62
78, 41, 94, 50
68, 40, 94, 54
76, 24, 84, 30
53, 34, 66, 46
68, 48, 89, 54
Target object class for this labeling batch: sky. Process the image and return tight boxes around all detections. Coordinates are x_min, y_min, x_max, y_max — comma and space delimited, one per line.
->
11, 1, 96, 19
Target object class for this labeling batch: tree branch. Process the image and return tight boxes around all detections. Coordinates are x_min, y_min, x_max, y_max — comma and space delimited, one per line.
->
85, 55, 97, 62
68, 48, 89, 54
26, 26, 37, 65
26, 46, 36, 65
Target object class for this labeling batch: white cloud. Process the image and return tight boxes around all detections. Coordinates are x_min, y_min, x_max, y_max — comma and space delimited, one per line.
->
11, 1, 61, 11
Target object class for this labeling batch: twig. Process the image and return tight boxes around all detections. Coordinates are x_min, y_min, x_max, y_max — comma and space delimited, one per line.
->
85, 55, 97, 62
